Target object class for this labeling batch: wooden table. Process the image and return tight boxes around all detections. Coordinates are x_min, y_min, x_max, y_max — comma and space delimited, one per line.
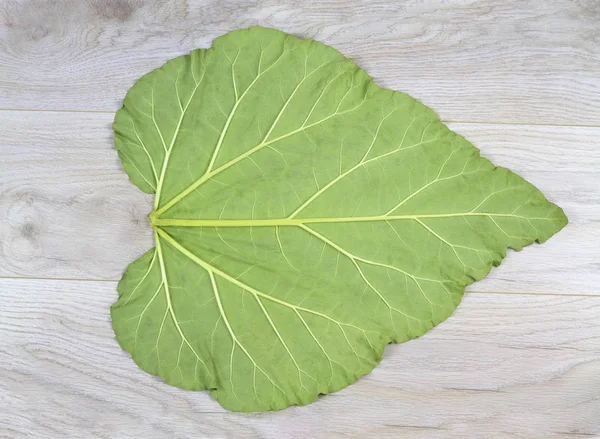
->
1, 1, 598, 437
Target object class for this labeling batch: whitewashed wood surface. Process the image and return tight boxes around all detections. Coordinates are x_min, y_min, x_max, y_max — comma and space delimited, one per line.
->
0, 1, 599, 438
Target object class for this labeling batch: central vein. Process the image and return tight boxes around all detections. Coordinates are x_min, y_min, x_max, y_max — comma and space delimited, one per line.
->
149, 212, 538, 228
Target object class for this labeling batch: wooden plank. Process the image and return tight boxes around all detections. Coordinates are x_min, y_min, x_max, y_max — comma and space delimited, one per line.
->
1, 111, 597, 294
1, 0, 599, 125
0, 111, 154, 280
0, 277, 598, 438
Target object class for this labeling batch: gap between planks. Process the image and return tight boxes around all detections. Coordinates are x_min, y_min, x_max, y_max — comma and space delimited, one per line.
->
0, 275, 596, 298
1, 107, 599, 129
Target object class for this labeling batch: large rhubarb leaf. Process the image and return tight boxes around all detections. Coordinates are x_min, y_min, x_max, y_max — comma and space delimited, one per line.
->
111, 27, 567, 412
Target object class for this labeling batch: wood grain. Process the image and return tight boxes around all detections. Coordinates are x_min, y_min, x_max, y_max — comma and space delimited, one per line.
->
1, 277, 598, 438
1, 0, 599, 125
1, 1, 599, 437
0, 111, 154, 280
1, 111, 597, 295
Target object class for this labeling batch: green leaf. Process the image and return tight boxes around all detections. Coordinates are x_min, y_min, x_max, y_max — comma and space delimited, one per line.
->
111, 27, 567, 412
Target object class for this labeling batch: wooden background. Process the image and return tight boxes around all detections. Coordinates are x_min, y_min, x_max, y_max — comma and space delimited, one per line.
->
1, 0, 599, 437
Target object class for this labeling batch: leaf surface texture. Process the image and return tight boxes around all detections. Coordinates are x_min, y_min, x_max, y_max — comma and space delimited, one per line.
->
112, 27, 567, 412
